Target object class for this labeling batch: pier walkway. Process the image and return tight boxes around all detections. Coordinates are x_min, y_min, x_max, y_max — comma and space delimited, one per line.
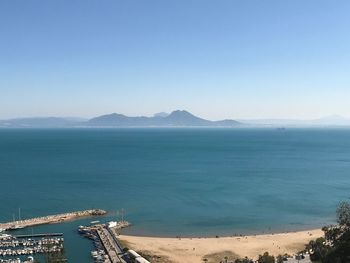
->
95, 225, 129, 263
0, 209, 107, 231
79, 222, 131, 263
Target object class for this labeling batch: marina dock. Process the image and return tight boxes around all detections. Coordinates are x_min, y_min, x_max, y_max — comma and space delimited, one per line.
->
0, 233, 64, 258
0, 209, 107, 231
96, 226, 121, 262
78, 221, 131, 263
14, 233, 63, 238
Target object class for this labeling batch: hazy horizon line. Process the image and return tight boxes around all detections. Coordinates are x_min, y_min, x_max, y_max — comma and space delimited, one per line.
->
0, 111, 349, 121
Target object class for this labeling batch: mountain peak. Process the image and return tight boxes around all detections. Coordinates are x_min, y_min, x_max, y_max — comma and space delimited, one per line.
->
108, 113, 126, 117
168, 110, 195, 117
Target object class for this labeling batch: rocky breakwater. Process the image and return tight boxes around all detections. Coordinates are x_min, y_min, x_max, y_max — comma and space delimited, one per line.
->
0, 209, 107, 230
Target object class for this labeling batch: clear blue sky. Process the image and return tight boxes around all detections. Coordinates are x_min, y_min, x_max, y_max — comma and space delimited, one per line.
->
1, 0, 350, 120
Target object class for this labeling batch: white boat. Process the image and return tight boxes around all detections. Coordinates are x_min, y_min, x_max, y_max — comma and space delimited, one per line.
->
8, 225, 25, 230
0, 234, 12, 239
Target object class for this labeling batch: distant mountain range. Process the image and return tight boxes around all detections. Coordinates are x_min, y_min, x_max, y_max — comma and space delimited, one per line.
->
1, 112, 350, 128
0, 110, 240, 128
238, 115, 350, 127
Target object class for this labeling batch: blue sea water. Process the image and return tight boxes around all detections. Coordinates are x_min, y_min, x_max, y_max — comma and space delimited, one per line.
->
1, 128, 350, 262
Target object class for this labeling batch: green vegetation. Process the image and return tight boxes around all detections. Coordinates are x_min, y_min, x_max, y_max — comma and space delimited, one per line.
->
234, 257, 254, 263
306, 201, 350, 262
234, 252, 281, 263
257, 252, 275, 263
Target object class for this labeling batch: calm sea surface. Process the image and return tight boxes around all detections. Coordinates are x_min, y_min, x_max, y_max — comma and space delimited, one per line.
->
1, 128, 350, 262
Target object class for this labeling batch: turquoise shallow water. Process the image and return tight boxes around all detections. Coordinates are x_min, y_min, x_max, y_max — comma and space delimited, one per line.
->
1, 128, 350, 262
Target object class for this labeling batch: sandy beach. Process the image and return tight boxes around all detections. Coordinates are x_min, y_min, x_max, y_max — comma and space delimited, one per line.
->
120, 229, 323, 263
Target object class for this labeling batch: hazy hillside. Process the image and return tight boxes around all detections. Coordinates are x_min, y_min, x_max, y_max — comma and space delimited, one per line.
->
88, 110, 241, 127
0, 111, 241, 128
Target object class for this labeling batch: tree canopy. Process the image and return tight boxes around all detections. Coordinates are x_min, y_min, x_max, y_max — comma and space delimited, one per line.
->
306, 201, 350, 263
257, 252, 275, 263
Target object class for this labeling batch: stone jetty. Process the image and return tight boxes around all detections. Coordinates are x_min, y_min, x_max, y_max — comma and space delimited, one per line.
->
0, 209, 107, 230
